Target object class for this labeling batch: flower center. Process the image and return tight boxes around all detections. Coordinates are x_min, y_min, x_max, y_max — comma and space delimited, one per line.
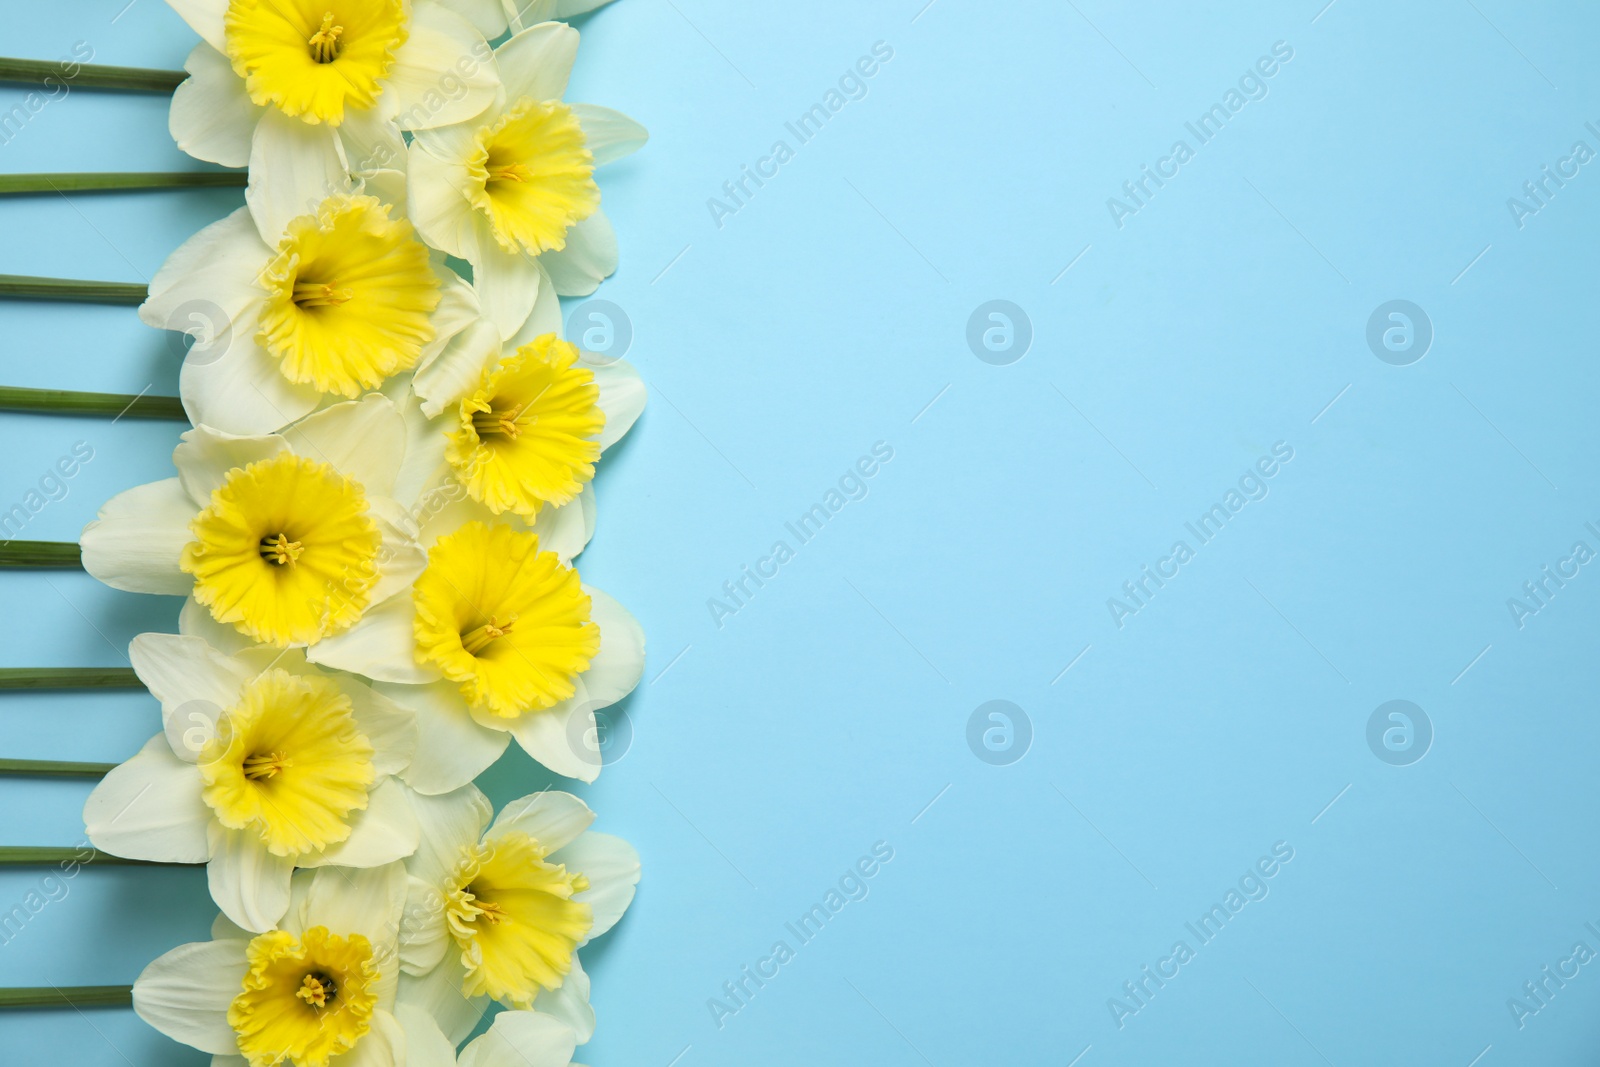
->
413, 521, 599, 717
230, 927, 377, 1067
259, 195, 441, 398
446, 335, 604, 519
224, 0, 408, 124
199, 669, 375, 857
444, 835, 593, 1007
182, 452, 382, 647
466, 97, 600, 255
307, 12, 344, 63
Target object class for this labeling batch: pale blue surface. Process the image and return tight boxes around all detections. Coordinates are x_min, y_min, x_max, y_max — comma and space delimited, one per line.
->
4, 1, 1600, 1064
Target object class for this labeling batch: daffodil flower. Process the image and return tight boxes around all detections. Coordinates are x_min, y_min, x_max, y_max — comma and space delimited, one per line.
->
395, 785, 639, 1044
449, 1011, 582, 1067
84, 634, 421, 932
132, 862, 454, 1067
144, 157, 482, 435
451, 0, 617, 39
164, 0, 499, 177
407, 21, 647, 335
80, 394, 425, 649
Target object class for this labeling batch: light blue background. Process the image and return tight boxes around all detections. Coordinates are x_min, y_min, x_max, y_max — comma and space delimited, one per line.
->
4, 1, 1600, 1064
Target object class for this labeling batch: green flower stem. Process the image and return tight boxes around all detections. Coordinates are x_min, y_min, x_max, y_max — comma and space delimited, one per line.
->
0, 386, 184, 420
0, 758, 113, 778
0, 541, 82, 568
0, 172, 246, 195
0, 986, 133, 1008
0, 667, 142, 689
0, 57, 182, 93
0, 275, 146, 305
0, 847, 176, 867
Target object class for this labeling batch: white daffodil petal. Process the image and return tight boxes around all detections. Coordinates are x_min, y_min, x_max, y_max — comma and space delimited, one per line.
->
532, 951, 593, 1043
528, 484, 595, 564
370, 497, 428, 604
341, 106, 408, 182
281, 393, 407, 497
179, 595, 257, 655
579, 586, 646, 707
495, 23, 579, 104
399, 872, 449, 975
336, 679, 418, 778
300, 778, 420, 868
379, 680, 508, 796
505, 696, 597, 783
308, 591, 438, 683
485, 790, 594, 852
540, 209, 616, 297
588, 355, 645, 450
406, 138, 478, 260
570, 104, 648, 166
554, 831, 640, 940
139, 206, 265, 342
132, 938, 249, 1055
452, 0, 508, 38
413, 317, 502, 418
459, 1010, 579, 1067
128, 634, 250, 762
79, 478, 197, 596
207, 822, 295, 933
83, 736, 210, 862
397, 952, 484, 1045
173, 424, 287, 505
557, 0, 619, 15
502, 258, 562, 350
246, 109, 348, 245
395, 1003, 458, 1067
474, 241, 545, 339
304, 861, 407, 947
180, 328, 323, 436
166, 0, 228, 49
388, 4, 498, 130
404, 783, 493, 884
416, 269, 483, 374
170, 43, 260, 166
340, 1009, 404, 1067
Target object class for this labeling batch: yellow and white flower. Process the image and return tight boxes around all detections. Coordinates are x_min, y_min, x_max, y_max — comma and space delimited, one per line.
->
80, 394, 425, 650
395, 786, 639, 1043
84, 634, 420, 932
407, 21, 646, 335
144, 160, 482, 435
164, 0, 498, 175
132, 863, 454, 1067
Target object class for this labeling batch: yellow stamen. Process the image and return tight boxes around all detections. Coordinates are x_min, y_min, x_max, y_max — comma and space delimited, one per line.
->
258, 533, 304, 566
308, 13, 344, 64
297, 972, 337, 1009
242, 750, 292, 781
469, 403, 525, 439
292, 281, 354, 308
460, 615, 515, 656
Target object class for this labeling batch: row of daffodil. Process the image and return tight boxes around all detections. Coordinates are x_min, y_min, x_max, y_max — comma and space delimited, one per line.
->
70, 2, 647, 1065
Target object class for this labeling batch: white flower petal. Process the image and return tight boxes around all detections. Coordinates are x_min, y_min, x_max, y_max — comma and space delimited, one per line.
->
340, 1009, 404, 1067
502, 258, 562, 350
304, 861, 407, 947
170, 43, 260, 166
397, 952, 485, 1045
139, 206, 266, 343
413, 317, 501, 418
207, 823, 295, 933
282, 393, 407, 496
128, 634, 250, 762
579, 586, 645, 707
132, 938, 249, 1055
180, 595, 257, 654
588, 354, 645, 450
459, 1010, 578, 1067
495, 23, 578, 103
416, 269, 483, 373
404, 783, 492, 884
301, 778, 420, 868
369, 496, 428, 605
570, 103, 647, 166
246, 108, 348, 245
179, 329, 322, 435
399, 873, 449, 975
451, 0, 509, 39
406, 136, 479, 260
504, 697, 597, 783
83, 736, 210, 862
166, 0, 228, 49
340, 107, 409, 183
380, 681, 508, 795
557, 0, 619, 15
540, 209, 616, 297
173, 424, 287, 505
388, 3, 499, 130
485, 790, 593, 852
474, 241, 546, 339
335, 678, 417, 777
79, 478, 196, 596
394, 1003, 457, 1067
532, 952, 593, 1043
552, 831, 639, 940
529, 484, 595, 564
308, 591, 438, 683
